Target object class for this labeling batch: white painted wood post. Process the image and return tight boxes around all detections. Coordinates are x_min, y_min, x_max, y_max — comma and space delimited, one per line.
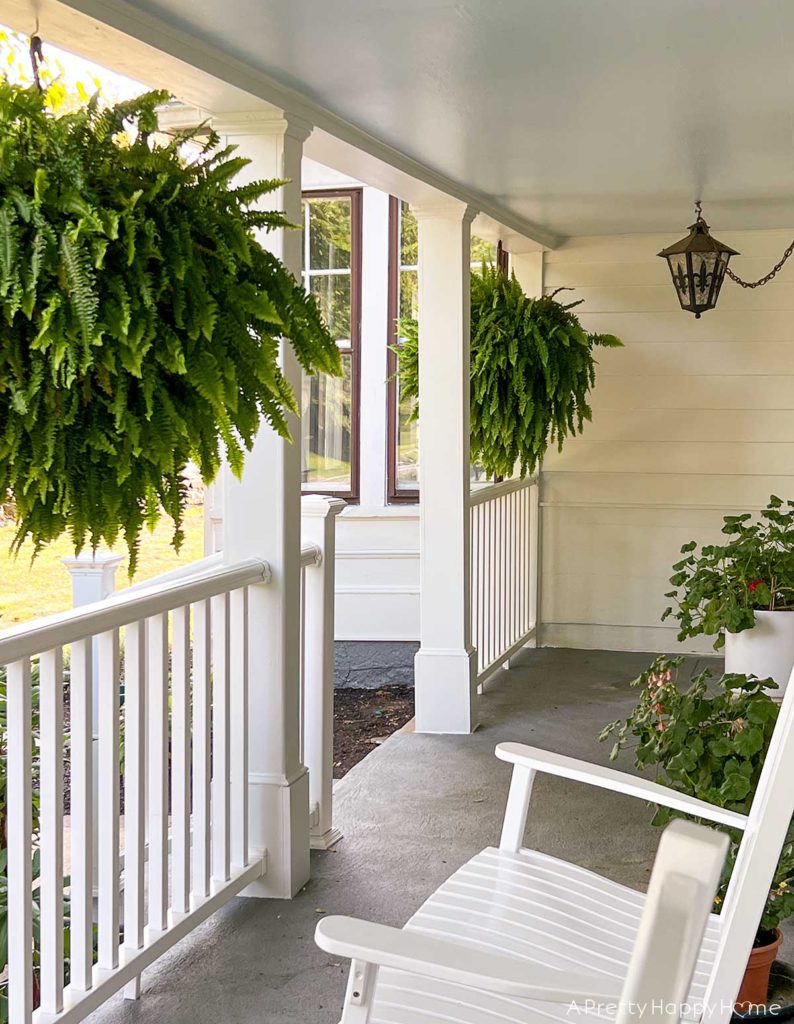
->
412, 201, 479, 734
218, 110, 313, 898
301, 495, 346, 849
62, 552, 124, 891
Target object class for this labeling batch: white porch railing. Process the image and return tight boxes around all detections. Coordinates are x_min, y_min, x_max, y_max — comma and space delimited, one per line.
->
3, 558, 269, 1024
2, 495, 344, 1024
469, 477, 540, 684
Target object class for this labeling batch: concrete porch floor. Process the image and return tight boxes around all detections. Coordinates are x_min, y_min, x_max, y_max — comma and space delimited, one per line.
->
86, 647, 736, 1024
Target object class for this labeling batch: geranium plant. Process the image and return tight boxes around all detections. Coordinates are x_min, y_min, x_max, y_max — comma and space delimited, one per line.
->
663, 496, 794, 649
0, 81, 341, 570
600, 657, 794, 940
395, 267, 621, 480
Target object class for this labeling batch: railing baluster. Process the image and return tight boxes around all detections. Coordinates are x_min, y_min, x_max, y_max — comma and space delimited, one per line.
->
123, 619, 146, 1000
230, 587, 249, 868
516, 489, 522, 647
211, 592, 231, 882
7, 658, 33, 1024
299, 568, 307, 765
192, 599, 212, 898
148, 611, 170, 930
70, 637, 94, 991
171, 604, 191, 912
39, 647, 64, 1014
97, 629, 121, 969
529, 480, 540, 633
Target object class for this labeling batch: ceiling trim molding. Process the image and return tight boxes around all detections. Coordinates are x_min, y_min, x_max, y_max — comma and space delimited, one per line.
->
47, 0, 560, 249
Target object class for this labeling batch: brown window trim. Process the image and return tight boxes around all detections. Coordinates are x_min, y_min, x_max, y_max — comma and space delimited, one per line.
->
386, 196, 420, 504
301, 187, 362, 505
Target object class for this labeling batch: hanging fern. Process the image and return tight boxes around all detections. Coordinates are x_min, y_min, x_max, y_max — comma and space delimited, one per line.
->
0, 82, 341, 571
395, 266, 622, 479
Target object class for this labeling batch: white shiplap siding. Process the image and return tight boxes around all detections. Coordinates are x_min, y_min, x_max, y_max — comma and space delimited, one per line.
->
541, 229, 794, 652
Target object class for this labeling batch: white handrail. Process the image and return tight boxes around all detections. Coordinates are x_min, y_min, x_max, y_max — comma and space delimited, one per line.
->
469, 475, 538, 508
120, 552, 224, 596
0, 557, 270, 664
300, 542, 322, 568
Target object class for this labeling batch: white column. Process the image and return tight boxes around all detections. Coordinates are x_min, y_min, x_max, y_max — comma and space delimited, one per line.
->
413, 201, 479, 734
218, 110, 312, 898
358, 187, 391, 506
301, 495, 346, 849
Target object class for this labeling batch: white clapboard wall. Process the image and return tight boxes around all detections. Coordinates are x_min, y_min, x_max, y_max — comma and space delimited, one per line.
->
540, 228, 794, 652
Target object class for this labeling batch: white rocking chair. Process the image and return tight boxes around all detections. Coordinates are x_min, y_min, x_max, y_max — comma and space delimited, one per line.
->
316, 669, 794, 1024
317, 818, 727, 1024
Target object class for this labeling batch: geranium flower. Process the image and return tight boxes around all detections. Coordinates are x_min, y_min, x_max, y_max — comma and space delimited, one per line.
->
747, 579, 765, 592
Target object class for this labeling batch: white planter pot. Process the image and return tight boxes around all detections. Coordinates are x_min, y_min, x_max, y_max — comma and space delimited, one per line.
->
724, 610, 794, 697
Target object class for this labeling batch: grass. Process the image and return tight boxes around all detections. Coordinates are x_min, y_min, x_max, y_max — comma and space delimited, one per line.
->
0, 507, 205, 625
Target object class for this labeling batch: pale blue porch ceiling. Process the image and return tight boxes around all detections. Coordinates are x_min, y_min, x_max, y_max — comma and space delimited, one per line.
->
75, 1, 794, 236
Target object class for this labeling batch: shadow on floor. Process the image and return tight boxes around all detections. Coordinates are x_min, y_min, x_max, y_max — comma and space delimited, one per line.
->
87, 647, 738, 1024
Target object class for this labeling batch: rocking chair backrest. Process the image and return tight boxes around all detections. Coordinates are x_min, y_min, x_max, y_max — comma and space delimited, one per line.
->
617, 820, 728, 1024
702, 662, 794, 1022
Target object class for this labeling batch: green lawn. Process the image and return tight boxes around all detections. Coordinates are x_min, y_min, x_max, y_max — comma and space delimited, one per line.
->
0, 506, 206, 625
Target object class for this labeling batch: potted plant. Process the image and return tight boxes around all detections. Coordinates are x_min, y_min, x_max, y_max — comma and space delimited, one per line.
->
663, 497, 794, 695
394, 268, 622, 479
600, 657, 794, 1009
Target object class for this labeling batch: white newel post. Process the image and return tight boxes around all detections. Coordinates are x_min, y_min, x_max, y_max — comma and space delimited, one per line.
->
301, 495, 346, 849
412, 201, 479, 734
62, 552, 124, 890
219, 110, 312, 898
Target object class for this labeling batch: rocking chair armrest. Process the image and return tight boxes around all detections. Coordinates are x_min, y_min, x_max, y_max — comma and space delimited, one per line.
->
315, 915, 622, 1003
495, 742, 749, 831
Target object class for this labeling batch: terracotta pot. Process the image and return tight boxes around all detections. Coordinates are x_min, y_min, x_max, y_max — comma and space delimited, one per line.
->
734, 929, 782, 1012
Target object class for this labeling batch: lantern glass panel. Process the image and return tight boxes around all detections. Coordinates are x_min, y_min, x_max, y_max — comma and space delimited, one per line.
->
668, 253, 690, 306
692, 253, 719, 308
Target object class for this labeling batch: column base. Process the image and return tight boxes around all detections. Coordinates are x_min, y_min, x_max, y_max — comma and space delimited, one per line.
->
310, 826, 343, 851
414, 647, 479, 734
243, 767, 310, 898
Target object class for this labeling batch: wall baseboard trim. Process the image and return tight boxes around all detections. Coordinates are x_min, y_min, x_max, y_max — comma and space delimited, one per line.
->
541, 622, 722, 656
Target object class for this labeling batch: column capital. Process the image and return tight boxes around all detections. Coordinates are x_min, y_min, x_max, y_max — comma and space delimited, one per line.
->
212, 109, 312, 143
157, 102, 312, 143
410, 200, 478, 225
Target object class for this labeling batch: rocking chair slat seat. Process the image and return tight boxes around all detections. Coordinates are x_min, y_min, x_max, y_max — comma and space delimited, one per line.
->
366, 846, 721, 1024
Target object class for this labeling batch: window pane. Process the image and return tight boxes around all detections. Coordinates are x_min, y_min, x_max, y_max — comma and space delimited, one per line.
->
302, 353, 352, 491
395, 376, 419, 489
306, 197, 352, 270
398, 268, 418, 322
399, 201, 418, 267
310, 272, 351, 345
471, 235, 496, 266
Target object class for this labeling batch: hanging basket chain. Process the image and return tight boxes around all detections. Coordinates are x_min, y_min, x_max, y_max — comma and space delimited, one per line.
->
28, 34, 45, 93
726, 238, 794, 289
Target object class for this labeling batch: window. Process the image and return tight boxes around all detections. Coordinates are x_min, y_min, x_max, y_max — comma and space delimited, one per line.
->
301, 189, 362, 501
386, 198, 420, 501
386, 198, 499, 501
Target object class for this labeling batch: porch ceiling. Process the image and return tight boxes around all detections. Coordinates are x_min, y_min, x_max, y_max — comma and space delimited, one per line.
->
53, 0, 794, 240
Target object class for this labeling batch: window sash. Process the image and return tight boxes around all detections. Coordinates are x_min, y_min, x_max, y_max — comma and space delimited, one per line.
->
300, 188, 362, 502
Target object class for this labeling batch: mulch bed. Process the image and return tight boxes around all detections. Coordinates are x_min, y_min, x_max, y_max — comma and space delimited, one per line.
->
333, 685, 414, 778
